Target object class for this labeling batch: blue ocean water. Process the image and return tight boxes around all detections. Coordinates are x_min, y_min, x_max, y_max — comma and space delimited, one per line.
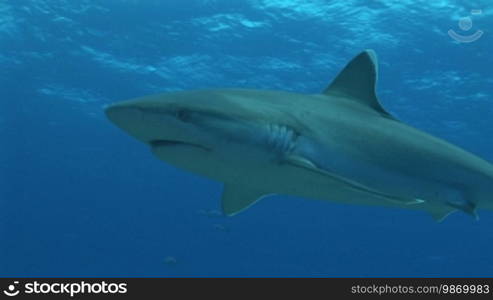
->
1, 0, 492, 277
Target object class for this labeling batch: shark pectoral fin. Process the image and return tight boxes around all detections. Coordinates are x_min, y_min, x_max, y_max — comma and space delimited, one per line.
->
323, 50, 394, 119
221, 184, 271, 216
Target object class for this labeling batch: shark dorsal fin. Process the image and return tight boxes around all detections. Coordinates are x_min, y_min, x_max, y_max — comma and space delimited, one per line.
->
221, 184, 271, 216
323, 50, 393, 118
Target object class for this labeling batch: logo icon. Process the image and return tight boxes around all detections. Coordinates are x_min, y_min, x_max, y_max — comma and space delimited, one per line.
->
3, 281, 20, 297
448, 9, 484, 43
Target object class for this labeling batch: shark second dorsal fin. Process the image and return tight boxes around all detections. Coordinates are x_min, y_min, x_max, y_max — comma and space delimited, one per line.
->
221, 184, 271, 216
323, 50, 393, 118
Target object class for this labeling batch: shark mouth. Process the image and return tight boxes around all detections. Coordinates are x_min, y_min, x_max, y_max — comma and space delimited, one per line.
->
149, 139, 211, 152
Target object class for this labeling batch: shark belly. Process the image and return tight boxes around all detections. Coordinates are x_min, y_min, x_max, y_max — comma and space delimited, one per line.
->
293, 135, 440, 200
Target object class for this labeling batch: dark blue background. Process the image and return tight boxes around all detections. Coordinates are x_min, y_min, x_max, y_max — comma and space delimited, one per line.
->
1, 0, 492, 276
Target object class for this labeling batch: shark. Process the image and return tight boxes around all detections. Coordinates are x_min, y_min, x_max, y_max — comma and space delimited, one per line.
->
105, 50, 493, 221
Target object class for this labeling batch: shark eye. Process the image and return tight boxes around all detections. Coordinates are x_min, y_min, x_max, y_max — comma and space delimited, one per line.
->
176, 109, 191, 122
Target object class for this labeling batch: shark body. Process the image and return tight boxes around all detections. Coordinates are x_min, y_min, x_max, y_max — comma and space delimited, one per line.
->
105, 50, 493, 221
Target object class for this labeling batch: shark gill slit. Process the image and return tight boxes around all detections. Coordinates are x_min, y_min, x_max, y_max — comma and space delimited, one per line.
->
267, 124, 298, 156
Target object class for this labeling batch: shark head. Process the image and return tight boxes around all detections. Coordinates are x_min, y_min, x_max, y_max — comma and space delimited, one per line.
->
105, 91, 220, 151
105, 89, 300, 181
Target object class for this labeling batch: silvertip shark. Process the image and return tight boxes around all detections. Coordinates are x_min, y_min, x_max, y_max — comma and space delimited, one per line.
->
105, 50, 493, 222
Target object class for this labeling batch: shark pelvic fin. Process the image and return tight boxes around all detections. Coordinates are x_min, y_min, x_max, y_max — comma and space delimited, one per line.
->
323, 50, 394, 119
422, 203, 457, 222
221, 184, 272, 216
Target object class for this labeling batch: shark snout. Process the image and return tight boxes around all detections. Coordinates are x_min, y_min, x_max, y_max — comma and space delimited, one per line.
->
105, 104, 159, 143
105, 104, 143, 127
105, 101, 204, 146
